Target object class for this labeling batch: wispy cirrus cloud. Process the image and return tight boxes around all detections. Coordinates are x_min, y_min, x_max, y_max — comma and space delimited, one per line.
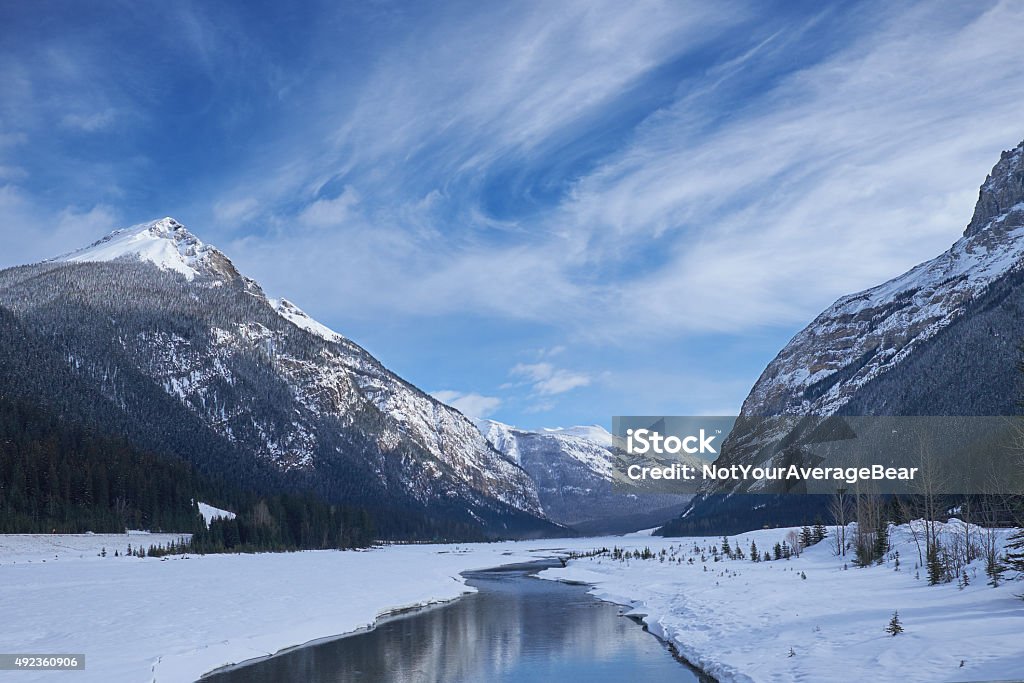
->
2, 0, 1023, 427
217, 0, 1024, 343
510, 362, 592, 397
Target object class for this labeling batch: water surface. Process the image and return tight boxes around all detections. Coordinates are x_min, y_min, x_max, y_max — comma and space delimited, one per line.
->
203, 560, 711, 682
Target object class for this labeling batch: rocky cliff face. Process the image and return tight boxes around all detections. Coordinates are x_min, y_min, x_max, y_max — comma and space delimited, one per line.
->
0, 218, 557, 539
965, 145, 1024, 238
665, 140, 1024, 531
742, 141, 1024, 419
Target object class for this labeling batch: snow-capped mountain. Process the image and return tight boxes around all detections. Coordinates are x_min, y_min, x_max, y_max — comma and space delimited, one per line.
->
476, 419, 689, 532
53, 216, 244, 281
0, 218, 557, 539
743, 142, 1024, 419
668, 140, 1024, 530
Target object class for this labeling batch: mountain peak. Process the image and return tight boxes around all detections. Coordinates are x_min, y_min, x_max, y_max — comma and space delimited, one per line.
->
964, 139, 1024, 238
741, 139, 1024, 417
51, 217, 240, 281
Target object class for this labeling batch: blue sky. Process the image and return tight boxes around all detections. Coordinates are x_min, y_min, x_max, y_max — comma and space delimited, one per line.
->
1, 1, 1023, 429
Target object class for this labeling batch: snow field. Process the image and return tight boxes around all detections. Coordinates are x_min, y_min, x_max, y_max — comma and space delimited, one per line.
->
540, 521, 1024, 682
3, 524, 1021, 683
0, 535, 647, 683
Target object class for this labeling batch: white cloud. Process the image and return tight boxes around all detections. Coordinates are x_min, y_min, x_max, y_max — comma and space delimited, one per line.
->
218, 0, 1024, 348
0, 186, 118, 266
298, 187, 360, 228
548, 0, 1024, 336
6, 0, 1024, 359
331, 1, 747, 175
430, 390, 502, 419
511, 362, 591, 396
213, 197, 261, 224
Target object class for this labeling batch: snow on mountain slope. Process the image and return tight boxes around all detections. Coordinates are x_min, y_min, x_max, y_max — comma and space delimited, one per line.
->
476, 419, 617, 478
271, 298, 346, 343
475, 419, 523, 464
743, 141, 1024, 417
50, 217, 241, 282
540, 424, 614, 447
4, 218, 549, 532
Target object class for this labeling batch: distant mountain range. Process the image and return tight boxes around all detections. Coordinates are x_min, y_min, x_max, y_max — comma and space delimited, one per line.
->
475, 419, 690, 534
665, 139, 1024, 534
0, 218, 560, 540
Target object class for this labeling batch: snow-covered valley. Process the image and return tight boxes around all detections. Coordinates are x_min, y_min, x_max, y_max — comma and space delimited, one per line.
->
0, 534, 638, 683
3, 524, 1022, 683
543, 523, 1024, 682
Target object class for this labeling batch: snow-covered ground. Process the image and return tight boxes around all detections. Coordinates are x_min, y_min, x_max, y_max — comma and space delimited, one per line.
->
541, 522, 1024, 683
3, 525, 1022, 683
0, 533, 641, 683
0, 533, 190, 564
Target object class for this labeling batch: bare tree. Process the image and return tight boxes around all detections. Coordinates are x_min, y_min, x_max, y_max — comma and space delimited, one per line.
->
785, 529, 802, 557
853, 489, 883, 566
896, 435, 948, 570
829, 487, 851, 556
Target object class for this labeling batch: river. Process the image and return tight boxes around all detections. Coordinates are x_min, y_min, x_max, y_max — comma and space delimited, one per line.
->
202, 560, 711, 682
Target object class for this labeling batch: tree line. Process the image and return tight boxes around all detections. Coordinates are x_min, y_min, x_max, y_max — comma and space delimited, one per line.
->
0, 392, 380, 550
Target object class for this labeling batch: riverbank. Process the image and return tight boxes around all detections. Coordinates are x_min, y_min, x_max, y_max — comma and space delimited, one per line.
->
6, 525, 1020, 682
204, 559, 711, 683
0, 533, 654, 682
539, 522, 1024, 683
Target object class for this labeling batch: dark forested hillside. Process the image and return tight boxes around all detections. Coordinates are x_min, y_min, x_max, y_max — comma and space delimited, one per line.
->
0, 239, 562, 541
0, 391, 385, 548
0, 395, 207, 533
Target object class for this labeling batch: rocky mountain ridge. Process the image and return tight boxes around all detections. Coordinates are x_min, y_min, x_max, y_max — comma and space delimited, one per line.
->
1, 218, 557, 539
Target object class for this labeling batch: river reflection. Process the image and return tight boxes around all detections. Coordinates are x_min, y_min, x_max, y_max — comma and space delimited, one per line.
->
202, 561, 711, 683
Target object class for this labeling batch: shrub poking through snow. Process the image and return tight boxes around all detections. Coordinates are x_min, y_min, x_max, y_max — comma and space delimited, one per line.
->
885, 611, 904, 636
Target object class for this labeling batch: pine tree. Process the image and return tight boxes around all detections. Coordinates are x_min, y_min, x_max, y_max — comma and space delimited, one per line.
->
873, 520, 889, 564
927, 543, 944, 585
800, 526, 813, 548
1004, 529, 1024, 573
750, 540, 759, 562
773, 542, 783, 560
885, 611, 904, 636
813, 520, 828, 544
722, 536, 732, 559
985, 549, 1004, 587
